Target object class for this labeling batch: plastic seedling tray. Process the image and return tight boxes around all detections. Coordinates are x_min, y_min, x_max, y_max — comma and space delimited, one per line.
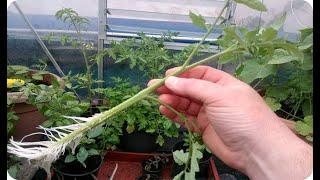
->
97, 151, 220, 180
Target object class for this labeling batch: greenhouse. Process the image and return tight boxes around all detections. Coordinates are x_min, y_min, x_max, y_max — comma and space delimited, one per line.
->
7, 0, 313, 179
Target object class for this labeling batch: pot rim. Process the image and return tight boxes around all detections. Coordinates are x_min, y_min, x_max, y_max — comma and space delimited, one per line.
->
52, 155, 103, 177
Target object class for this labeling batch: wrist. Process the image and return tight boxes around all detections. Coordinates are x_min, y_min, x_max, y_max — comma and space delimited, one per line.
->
244, 115, 313, 180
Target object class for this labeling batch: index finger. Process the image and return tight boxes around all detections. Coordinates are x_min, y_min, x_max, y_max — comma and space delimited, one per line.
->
166, 65, 237, 85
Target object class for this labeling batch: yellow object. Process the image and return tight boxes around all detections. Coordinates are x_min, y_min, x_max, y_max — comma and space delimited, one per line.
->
7, 79, 25, 88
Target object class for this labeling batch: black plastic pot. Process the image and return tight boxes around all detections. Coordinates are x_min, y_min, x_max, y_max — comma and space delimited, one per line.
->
119, 121, 158, 153
81, 105, 101, 117
119, 130, 157, 153
52, 155, 103, 180
137, 174, 161, 180
170, 141, 212, 178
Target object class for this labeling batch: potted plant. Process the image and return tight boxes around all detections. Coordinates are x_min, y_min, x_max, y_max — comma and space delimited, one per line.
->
7, 65, 64, 141
52, 131, 103, 179
170, 137, 212, 179
142, 155, 169, 175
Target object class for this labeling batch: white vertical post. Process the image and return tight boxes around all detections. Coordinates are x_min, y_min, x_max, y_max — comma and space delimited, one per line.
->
98, 0, 107, 89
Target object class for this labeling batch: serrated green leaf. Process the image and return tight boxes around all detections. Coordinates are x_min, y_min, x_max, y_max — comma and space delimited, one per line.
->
141, 99, 151, 106
41, 120, 54, 128
299, 54, 313, 70
238, 60, 276, 83
126, 124, 135, 134
88, 149, 99, 156
32, 74, 43, 81
189, 11, 206, 29
273, 42, 304, 60
173, 149, 189, 166
156, 135, 165, 146
235, 0, 267, 12
65, 154, 76, 163
299, 28, 313, 42
190, 142, 203, 174
270, 13, 287, 30
299, 33, 313, 50
261, 28, 277, 41
265, 87, 289, 101
8, 165, 19, 178
87, 126, 104, 138
304, 115, 313, 127
264, 97, 281, 111
224, 27, 244, 45
77, 147, 89, 164
295, 121, 312, 136
268, 50, 298, 64
245, 29, 259, 43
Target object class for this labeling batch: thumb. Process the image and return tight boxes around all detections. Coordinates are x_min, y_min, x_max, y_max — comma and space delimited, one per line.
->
165, 76, 220, 104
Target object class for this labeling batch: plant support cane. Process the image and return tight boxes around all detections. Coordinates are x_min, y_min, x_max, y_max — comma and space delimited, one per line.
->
7, 0, 270, 179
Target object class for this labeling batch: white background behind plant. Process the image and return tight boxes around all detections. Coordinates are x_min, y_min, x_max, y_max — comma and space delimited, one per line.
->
8, 0, 312, 33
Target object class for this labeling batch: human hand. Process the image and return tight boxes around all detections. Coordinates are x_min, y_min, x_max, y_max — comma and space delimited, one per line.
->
148, 65, 312, 180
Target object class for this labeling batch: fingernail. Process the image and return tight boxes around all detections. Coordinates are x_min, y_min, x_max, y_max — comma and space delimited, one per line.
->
165, 76, 179, 87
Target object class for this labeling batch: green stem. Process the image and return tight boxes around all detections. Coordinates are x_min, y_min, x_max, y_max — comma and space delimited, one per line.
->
146, 96, 194, 173
68, 13, 93, 103
279, 108, 304, 121
182, 0, 230, 67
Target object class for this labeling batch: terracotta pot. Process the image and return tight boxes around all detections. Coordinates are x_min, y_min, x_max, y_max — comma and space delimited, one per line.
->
7, 71, 64, 142
11, 103, 46, 142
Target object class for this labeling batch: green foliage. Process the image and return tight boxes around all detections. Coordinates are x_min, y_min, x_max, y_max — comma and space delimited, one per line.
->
172, 133, 206, 180
107, 33, 204, 80
270, 13, 287, 30
7, 111, 19, 136
173, 150, 189, 165
264, 97, 281, 111
64, 128, 102, 167
55, 8, 107, 104
234, 0, 267, 12
22, 84, 89, 127
7, 155, 22, 179
43, 32, 55, 44
55, 8, 89, 31
97, 120, 122, 150
101, 77, 179, 146
237, 59, 276, 83
189, 11, 207, 29
216, 21, 313, 142
7, 96, 19, 135
7, 65, 49, 86
295, 115, 313, 142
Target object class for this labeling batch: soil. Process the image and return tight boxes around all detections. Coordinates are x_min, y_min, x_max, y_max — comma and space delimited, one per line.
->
142, 159, 164, 174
